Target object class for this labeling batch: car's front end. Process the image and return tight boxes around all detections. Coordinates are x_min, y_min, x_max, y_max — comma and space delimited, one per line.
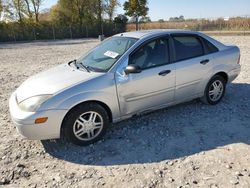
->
9, 92, 67, 140
9, 36, 137, 142
8, 63, 103, 140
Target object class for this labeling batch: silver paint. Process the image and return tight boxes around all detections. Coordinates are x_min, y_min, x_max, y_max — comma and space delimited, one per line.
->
9, 30, 241, 140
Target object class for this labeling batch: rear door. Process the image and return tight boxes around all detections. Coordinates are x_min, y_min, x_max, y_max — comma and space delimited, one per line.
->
171, 34, 214, 102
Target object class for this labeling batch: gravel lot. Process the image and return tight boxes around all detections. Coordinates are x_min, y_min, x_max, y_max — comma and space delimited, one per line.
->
0, 36, 250, 188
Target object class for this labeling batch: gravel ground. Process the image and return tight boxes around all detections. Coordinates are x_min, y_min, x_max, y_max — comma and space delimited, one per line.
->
0, 36, 250, 188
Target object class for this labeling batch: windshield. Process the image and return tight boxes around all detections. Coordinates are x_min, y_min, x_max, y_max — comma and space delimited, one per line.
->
77, 37, 138, 72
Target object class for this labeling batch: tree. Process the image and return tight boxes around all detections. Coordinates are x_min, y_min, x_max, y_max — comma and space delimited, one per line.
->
23, 0, 33, 20
30, 0, 43, 22
114, 14, 128, 32
96, 0, 103, 33
104, 0, 119, 22
44, 0, 120, 34
3, 0, 43, 23
114, 14, 128, 24
169, 15, 185, 22
0, 0, 3, 15
73, 0, 92, 28
179, 15, 184, 21
10, 0, 25, 23
54, 0, 79, 25
52, 0, 100, 25
123, 0, 148, 30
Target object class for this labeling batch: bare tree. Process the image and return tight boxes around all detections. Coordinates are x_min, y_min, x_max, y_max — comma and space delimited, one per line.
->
3, 0, 40, 23
23, 0, 32, 20
10, 0, 25, 22
0, 0, 3, 15
30, 0, 42, 22
104, 0, 119, 22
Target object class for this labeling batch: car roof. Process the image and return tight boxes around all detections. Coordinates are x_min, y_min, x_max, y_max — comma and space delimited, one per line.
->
114, 29, 227, 51
115, 29, 201, 39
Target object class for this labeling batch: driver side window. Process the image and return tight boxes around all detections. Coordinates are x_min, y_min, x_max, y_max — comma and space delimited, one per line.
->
129, 37, 170, 70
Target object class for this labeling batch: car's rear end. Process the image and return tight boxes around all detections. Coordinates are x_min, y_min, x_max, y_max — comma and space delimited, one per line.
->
221, 45, 241, 83
204, 33, 241, 83
197, 32, 241, 83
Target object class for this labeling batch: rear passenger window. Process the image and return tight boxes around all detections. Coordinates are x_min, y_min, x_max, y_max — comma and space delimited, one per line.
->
203, 38, 219, 54
173, 36, 204, 61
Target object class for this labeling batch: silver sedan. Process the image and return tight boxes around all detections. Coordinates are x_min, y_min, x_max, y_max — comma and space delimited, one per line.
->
9, 30, 241, 145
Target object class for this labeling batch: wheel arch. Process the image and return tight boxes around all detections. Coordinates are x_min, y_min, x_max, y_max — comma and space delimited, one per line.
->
214, 71, 229, 83
60, 100, 113, 136
202, 71, 229, 95
200, 71, 228, 105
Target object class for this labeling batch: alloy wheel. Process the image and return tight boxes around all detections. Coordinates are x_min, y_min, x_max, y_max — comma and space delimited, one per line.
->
73, 111, 104, 141
208, 80, 224, 102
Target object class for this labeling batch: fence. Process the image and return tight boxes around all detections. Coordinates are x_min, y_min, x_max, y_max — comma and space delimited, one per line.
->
1, 18, 250, 42
0, 22, 126, 42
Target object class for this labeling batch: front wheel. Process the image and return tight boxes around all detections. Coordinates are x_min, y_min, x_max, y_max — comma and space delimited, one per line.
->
62, 103, 109, 146
201, 75, 226, 105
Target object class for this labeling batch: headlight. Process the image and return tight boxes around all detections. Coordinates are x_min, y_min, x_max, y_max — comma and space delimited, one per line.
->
18, 95, 52, 112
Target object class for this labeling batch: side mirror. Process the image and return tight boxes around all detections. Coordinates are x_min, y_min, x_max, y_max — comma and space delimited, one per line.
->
124, 64, 142, 75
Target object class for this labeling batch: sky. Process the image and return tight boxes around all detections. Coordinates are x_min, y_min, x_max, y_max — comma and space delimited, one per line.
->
42, 0, 250, 21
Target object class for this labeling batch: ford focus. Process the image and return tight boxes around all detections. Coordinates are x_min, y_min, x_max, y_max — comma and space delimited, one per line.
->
9, 30, 241, 145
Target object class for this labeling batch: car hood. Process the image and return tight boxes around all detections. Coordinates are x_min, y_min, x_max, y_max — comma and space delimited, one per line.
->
16, 63, 102, 102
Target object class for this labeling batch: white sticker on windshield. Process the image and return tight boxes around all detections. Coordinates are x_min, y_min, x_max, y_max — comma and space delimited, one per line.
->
104, 51, 119, 59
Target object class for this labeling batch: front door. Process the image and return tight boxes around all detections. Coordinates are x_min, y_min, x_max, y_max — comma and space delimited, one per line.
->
115, 36, 176, 116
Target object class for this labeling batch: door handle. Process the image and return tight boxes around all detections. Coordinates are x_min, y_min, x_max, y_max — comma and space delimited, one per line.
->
200, 59, 210, 65
158, 70, 171, 76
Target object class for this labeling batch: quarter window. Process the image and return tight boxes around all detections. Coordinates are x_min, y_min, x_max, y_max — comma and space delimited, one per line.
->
203, 38, 219, 54
129, 37, 170, 69
173, 36, 204, 61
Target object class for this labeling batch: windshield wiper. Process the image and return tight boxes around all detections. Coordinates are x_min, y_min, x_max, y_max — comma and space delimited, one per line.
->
68, 59, 90, 72
78, 63, 90, 73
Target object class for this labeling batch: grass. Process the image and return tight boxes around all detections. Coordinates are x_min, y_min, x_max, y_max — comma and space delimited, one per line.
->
126, 18, 250, 33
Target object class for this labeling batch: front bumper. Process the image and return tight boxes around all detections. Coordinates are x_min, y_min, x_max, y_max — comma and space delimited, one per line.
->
9, 93, 68, 140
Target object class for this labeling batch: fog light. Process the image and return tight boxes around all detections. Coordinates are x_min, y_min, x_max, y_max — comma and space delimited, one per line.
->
35, 117, 48, 124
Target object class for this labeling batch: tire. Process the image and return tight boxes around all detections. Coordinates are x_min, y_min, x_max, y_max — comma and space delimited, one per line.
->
62, 103, 109, 146
201, 75, 226, 105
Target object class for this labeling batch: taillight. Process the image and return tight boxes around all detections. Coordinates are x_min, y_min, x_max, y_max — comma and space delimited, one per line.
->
237, 55, 241, 64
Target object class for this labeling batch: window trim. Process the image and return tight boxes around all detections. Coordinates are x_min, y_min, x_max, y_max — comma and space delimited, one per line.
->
128, 35, 173, 71
170, 34, 206, 63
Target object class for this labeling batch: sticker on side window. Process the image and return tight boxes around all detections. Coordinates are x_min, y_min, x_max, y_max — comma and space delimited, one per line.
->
104, 51, 119, 59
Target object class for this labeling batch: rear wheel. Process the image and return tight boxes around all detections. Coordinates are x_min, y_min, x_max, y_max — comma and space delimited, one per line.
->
62, 103, 109, 146
201, 75, 226, 105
